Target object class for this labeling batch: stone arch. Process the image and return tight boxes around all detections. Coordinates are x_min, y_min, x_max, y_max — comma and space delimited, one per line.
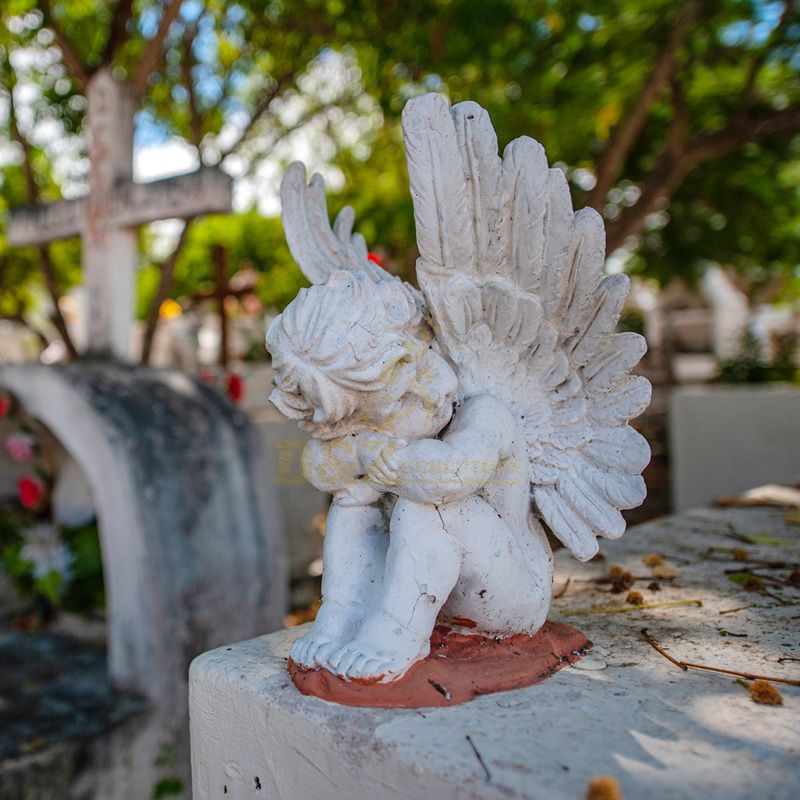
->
0, 362, 287, 710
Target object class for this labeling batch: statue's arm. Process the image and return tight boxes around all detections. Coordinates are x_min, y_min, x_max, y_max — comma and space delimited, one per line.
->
367, 394, 514, 505
302, 438, 382, 507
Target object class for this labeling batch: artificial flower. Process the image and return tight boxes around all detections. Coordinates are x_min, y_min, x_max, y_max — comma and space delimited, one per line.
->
17, 475, 45, 509
6, 432, 36, 463
20, 523, 73, 580
226, 372, 244, 404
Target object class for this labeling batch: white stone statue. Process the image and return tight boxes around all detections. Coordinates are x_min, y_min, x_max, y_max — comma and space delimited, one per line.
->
267, 94, 651, 685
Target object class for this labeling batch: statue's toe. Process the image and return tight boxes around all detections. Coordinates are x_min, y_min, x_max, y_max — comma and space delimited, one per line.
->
290, 635, 312, 667
313, 639, 342, 669
335, 646, 364, 678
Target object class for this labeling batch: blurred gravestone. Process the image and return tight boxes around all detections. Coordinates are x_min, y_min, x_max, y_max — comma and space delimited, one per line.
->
0, 363, 287, 799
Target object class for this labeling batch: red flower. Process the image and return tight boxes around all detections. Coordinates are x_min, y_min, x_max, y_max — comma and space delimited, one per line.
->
0, 394, 12, 418
18, 476, 45, 510
226, 372, 244, 404
367, 251, 385, 267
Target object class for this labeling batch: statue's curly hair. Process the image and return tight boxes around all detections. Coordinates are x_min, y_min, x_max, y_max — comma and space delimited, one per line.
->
266, 271, 431, 427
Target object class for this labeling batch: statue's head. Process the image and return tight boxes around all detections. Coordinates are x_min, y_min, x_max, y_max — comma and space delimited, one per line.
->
267, 271, 457, 440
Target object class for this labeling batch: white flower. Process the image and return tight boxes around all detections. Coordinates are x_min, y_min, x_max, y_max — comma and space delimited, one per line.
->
20, 523, 73, 580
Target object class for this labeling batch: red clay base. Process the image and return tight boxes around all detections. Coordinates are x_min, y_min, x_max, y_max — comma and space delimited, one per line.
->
288, 621, 591, 708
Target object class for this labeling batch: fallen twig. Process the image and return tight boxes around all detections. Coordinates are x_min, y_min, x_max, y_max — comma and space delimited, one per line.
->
641, 628, 800, 687
561, 599, 702, 616
466, 735, 491, 781
591, 574, 676, 584
718, 604, 757, 615
641, 627, 684, 669
761, 588, 796, 605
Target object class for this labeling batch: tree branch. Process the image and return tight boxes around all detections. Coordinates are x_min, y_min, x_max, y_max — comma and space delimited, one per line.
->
606, 104, 800, 252
100, 0, 135, 66
4, 56, 79, 359
37, 246, 79, 360
686, 105, 800, 164
739, 0, 795, 109
222, 96, 348, 170
217, 73, 293, 160
584, 1, 700, 210
132, 0, 185, 98
37, 0, 91, 89
181, 22, 204, 154
140, 218, 195, 364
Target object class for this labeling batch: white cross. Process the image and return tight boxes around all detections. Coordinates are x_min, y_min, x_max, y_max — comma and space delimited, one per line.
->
7, 68, 233, 360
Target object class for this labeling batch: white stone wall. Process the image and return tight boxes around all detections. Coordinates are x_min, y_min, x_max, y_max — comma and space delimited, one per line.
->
670, 384, 800, 511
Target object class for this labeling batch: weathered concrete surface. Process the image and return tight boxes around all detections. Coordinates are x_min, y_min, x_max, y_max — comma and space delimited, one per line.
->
0, 633, 142, 761
670, 385, 800, 511
0, 361, 288, 798
0, 633, 143, 800
190, 506, 799, 800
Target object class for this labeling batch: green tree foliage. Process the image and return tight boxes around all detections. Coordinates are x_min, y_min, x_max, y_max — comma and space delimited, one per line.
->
136, 211, 305, 316
324, 0, 800, 297
1, 0, 799, 356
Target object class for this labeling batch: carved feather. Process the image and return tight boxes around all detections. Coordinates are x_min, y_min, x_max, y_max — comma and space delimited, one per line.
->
403, 94, 475, 278
502, 137, 548, 291
452, 101, 506, 277
280, 162, 385, 285
399, 94, 651, 562
533, 486, 599, 561
540, 168, 574, 317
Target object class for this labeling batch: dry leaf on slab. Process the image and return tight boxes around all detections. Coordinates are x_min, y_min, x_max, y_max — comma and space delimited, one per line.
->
587, 775, 622, 800
651, 564, 679, 579
716, 484, 800, 508
749, 680, 783, 705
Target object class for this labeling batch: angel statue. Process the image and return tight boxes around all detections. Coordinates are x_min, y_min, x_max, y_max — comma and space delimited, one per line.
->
267, 93, 651, 686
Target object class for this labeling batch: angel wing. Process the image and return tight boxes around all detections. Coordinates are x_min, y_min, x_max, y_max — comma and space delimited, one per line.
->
402, 94, 651, 561
280, 161, 390, 285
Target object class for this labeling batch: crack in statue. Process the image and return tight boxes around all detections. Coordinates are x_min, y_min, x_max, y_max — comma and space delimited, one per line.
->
266, 94, 651, 684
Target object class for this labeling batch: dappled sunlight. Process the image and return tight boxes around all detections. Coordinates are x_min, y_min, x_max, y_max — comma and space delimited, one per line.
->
687, 690, 798, 750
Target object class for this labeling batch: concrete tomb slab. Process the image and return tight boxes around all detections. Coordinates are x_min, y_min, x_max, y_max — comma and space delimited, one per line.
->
190, 506, 799, 800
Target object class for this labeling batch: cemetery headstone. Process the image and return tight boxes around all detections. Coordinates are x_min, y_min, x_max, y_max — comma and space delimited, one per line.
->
0, 362, 287, 798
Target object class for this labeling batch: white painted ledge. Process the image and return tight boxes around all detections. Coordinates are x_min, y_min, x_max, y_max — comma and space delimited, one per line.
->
190, 506, 800, 800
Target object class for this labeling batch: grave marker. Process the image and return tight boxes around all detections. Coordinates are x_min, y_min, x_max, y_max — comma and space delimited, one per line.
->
6, 68, 232, 360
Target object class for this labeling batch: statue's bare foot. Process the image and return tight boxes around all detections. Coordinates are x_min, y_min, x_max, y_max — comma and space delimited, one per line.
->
324, 612, 431, 683
290, 600, 365, 669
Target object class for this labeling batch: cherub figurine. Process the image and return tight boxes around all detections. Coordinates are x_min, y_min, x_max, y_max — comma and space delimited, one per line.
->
267, 94, 651, 684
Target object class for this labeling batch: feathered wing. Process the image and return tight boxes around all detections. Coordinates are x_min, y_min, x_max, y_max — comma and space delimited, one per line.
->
280, 161, 389, 284
402, 94, 651, 561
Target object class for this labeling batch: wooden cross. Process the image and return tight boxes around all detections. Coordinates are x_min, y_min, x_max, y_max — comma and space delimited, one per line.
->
6, 68, 233, 360
190, 244, 258, 368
